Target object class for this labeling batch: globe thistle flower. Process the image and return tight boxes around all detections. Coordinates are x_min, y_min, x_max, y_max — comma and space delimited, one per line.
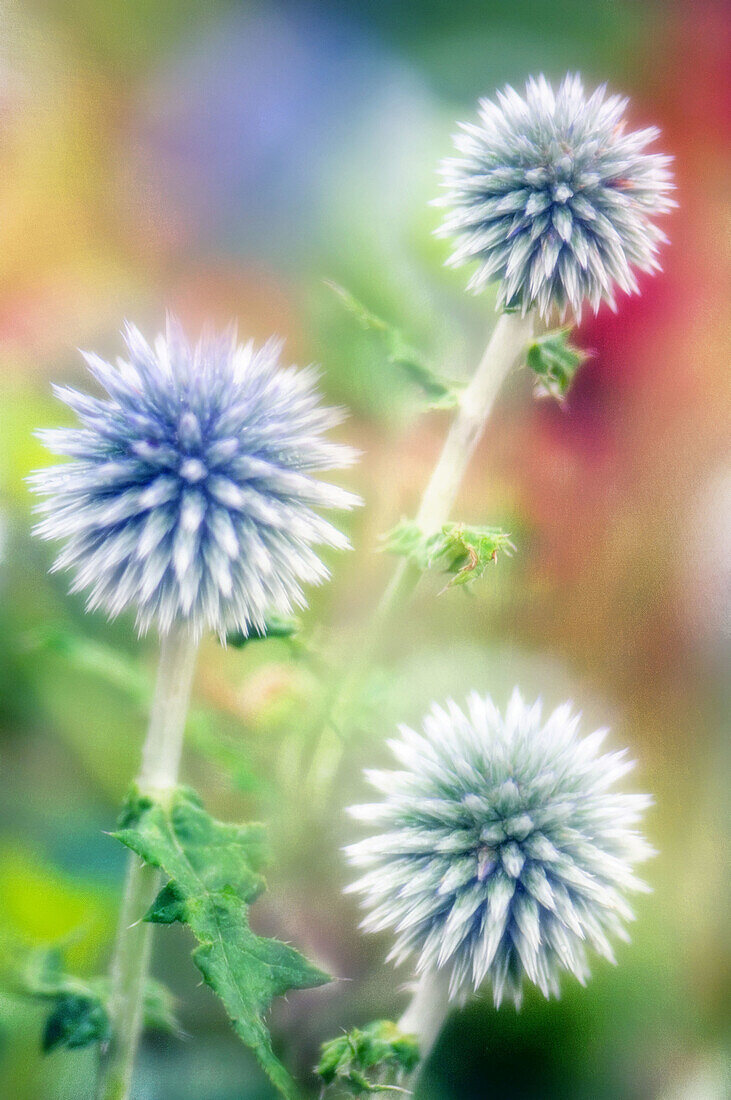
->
347, 690, 653, 1007
439, 74, 674, 319
31, 318, 359, 637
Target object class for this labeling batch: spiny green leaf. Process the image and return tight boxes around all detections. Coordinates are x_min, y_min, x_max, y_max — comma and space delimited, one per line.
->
428, 523, 516, 590
526, 327, 588, 399
113, 786, 330, 1099
225, 614, 301, 649
382, 520, 515, 591
16, 944, 180, 1053
317, 1019, 419, 1096
326, 281, 460, 409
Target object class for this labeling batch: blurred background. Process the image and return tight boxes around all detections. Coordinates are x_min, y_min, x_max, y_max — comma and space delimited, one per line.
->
0, 0, 728, 1097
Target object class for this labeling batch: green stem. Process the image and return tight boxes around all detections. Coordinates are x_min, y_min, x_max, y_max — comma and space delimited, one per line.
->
96, 623, 199, 1100
377, 309, 535, 624
316, 310, 535, 754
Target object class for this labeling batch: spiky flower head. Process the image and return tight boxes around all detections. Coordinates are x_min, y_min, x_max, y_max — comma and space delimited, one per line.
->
439, 73, 674, 319
30, 319, 359, 637
347, 690, 653, 1007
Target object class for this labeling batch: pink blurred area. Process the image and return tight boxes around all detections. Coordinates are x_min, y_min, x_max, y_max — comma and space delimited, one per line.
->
512, 2, 730, 674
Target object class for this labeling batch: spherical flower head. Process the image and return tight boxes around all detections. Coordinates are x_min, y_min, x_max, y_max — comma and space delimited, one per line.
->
30, 318, 359, 637
347, 690, 653, 1007
439, 73, 675, 319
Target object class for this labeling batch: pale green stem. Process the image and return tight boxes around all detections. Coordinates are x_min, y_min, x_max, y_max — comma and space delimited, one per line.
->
376, 309, 535, 625
96, 623, 199, 1100
398, 967, 453, 1083
319, 311, 535, 755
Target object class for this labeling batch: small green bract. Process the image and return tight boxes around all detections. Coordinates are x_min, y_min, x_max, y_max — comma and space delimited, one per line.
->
383, 520, 514, 590
526, 328, 587, 400
317, 1019, 420, 1095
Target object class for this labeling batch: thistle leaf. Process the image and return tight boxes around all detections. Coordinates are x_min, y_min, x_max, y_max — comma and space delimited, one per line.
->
316, 1019, 419, 1096
326, 282, 460, 409
113, 786, 330, 1099
382, 520, 514, 590
526, 328, 588, 399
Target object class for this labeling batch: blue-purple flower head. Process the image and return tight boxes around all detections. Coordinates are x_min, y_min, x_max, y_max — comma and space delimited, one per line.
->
439, 74, 675, 319
30, 319, 359, 638
347, 690, 653, 1007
